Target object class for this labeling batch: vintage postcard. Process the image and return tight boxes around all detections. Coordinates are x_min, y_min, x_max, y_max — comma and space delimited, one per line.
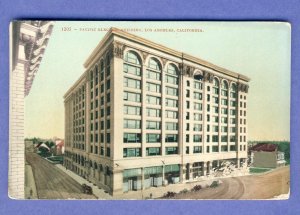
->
9, 21, 290, 200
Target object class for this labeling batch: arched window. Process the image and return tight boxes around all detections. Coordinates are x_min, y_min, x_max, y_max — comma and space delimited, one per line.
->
148, 58, 161, 70
213, 78, 219, 95
147, 57, 161, 81
123, 51, 141, 76
221, 80, 228, 96
194, 71, 203, 81
194, 71, 203, 90
124, 51, 141, 65
166, 64, 178, 76
165, 64, 178, 85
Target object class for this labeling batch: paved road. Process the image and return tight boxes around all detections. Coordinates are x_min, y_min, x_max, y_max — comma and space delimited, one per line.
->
173, 166, 289, 199
26, 152, 96, 199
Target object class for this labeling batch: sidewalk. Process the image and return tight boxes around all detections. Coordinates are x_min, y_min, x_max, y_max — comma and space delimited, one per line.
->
25, 162, 38, 199
55, 164, 113, 200
115, 177, 221, 200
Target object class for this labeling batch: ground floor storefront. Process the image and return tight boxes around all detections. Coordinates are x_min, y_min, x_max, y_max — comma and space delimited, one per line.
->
64, 157, 247, 196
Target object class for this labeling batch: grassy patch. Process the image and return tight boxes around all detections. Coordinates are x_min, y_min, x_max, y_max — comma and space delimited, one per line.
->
249, 167, 271, 174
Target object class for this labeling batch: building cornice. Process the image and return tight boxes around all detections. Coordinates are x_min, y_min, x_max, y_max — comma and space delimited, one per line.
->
84, 27, 250, 82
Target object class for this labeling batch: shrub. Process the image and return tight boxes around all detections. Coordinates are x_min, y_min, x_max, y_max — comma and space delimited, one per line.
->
163, 191, 176, 198
191, 185, 202, 192
180, 188, 189, 194
210, 181, 219, 188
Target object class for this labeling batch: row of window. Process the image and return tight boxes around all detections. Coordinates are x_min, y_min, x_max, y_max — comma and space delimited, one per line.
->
123, 147, 178, 157
122, 144, 246, 158
123, 119, 178, 130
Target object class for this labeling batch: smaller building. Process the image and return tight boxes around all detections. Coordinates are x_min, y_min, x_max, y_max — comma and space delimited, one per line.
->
55, 140, 65, 155
250, 143, 286, 168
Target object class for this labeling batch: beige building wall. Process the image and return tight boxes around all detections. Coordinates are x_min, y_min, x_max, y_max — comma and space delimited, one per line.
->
64, 28, 250, 196
9, 21, 54, 199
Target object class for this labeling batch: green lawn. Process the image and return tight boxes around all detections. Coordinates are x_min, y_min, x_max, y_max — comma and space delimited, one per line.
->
249, 167, 272, 174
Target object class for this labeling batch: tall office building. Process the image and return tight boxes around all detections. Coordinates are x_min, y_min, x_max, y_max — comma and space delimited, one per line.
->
64, 27, 250, 196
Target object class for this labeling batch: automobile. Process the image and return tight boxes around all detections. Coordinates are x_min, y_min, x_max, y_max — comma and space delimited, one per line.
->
81, 184, 93, 194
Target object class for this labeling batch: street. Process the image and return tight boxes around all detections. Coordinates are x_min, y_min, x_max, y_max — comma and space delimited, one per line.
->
26, 152, 96, 199
172, 166, 290, 199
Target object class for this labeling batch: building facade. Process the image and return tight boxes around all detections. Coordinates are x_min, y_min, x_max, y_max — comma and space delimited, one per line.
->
9, 21, 54, 198
63, 28, 250, 196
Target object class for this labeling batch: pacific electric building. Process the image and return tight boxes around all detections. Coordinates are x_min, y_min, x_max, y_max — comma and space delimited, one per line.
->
63, 27, 250, 196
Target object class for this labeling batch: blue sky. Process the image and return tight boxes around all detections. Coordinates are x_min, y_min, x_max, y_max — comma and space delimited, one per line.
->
24, 21, 291, 141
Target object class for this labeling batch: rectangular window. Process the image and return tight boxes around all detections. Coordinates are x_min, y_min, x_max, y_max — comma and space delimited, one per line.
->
106, 106, 110, 116
165, 75, 178, 85
106, 133, 110, 143
166, 98, 178, 107
193, 135, 202, 143
230, 118, 236, 124
166, 86, 178, 96
146, 70, 161, 80
221, 126, 228, 132
213, 87, 219, 95
146, 121, 161, 130
194, 113, 202, 121
186, 134, 189, 143
166, 110, 178, 119
146, 134, 161, 143
230, 109, 236, 116
221, 108, 228, 115
194, 92, 202, 100
213, 116, 219, 123
146, 147, 161, 156
221, 99, 228, 106
193, 146, 202, 154
147, 108, 161, 117
165, 147, 178, 155
212, 146, 219, 152
194, 102, 202, 111
213, 106, 219, 113
146, 82, 161, 93
193, 124, 202, 131
106, 147, 110, 157
165, 134, 178, 142
221, 135, 228, 142
221, 145, 228, 152
230, 127, 236, 133
123, 148, 141, 158
124, 105, 141, 115
123, 133, 142, 143
124, 64, 141, 76
146, 95, 161, 105
123, 119, 141, 129
124, 91, 141, 103
230, 135, 236, 142
221, 90, 228, 97
186, 90, 190, 97
165, 122, 178, 130
106, 80, 110, 90
230, 92, 236, 98
194, 81, 202, 90
124, 78, 141, 89
213, 126, 219, 132
212, 135, 219, 142
230, 145, 236, 151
